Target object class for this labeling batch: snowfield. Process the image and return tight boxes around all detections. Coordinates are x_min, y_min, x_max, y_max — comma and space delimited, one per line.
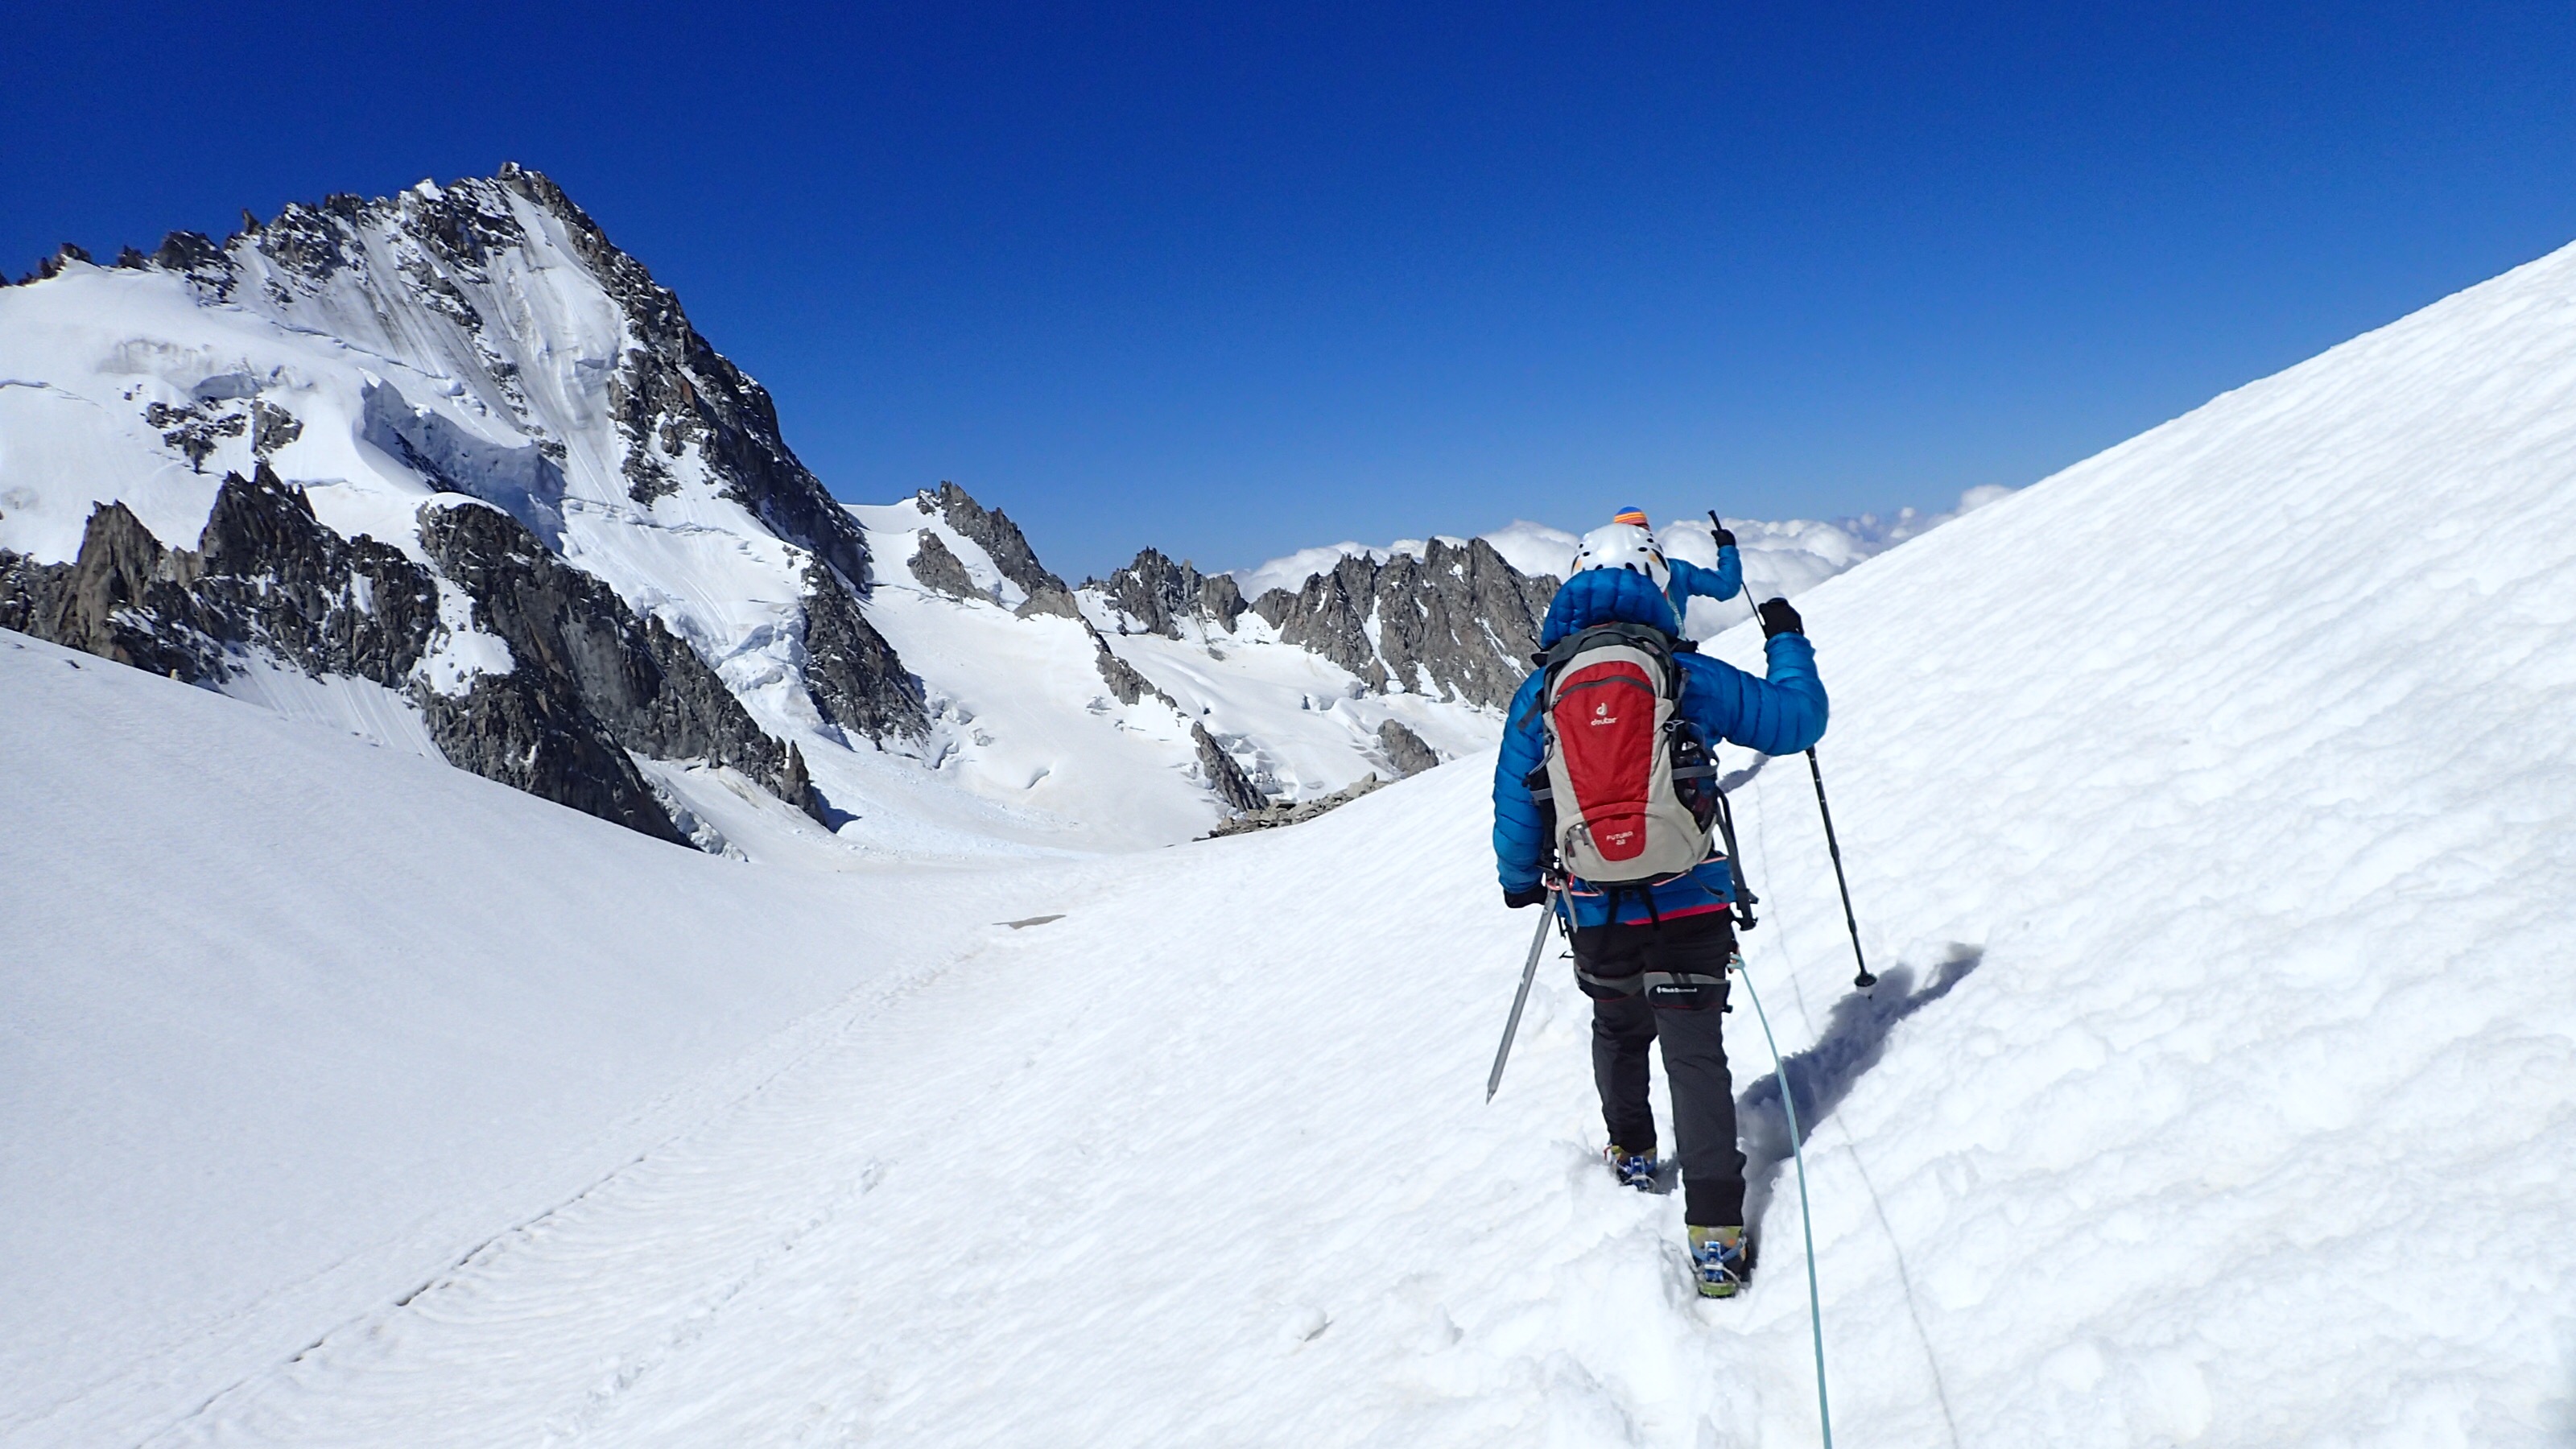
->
9, 239, 2576, 1444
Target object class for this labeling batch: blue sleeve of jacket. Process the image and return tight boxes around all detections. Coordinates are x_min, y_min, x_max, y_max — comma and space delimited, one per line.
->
1678, 633, 1828, 756
1668, 547, 1742, 604
1492, 671, 1551, 890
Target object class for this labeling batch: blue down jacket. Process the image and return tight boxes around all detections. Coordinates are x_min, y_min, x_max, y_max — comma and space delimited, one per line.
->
1666, 548, 1742, 621
1496, 565, 1827, 927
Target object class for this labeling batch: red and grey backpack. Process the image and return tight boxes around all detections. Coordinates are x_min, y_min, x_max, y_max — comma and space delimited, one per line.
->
1525, 621, 1723, 887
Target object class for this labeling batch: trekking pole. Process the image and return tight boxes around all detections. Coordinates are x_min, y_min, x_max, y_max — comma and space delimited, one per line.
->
1484, 881, 1563, 1102
1711, 510, 1876, 990
1732, 950, 1839, 1449
1806, 750, 1876, 990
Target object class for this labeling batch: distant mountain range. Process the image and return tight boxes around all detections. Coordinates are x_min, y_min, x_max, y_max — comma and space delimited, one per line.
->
0, 168, 1970, 853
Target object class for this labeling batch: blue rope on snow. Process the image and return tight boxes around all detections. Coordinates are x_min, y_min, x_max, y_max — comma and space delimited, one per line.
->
1731, 951, 1836, 1448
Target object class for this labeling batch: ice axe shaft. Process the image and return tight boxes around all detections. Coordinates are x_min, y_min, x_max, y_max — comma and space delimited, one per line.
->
1485, 888, 1560, 1102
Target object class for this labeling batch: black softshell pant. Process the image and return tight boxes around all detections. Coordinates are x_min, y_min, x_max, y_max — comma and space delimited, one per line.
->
1573, 912, 1746, 1228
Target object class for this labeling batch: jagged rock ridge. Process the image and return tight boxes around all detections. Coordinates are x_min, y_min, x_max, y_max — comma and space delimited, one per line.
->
1, 469, 834, 842
1080, 533, 1554, 711
1084, 549, 1247, 639
1249, 539, 1556, 709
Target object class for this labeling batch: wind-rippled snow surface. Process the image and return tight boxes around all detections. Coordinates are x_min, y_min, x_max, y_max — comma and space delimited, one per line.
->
10, 241, 2576, 1444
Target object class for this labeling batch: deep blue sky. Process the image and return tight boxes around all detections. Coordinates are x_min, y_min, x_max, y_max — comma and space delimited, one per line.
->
10, 2, 2576, 577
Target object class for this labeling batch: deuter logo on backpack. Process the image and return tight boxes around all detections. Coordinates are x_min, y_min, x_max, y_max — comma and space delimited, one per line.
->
1527, 623, 1719, 884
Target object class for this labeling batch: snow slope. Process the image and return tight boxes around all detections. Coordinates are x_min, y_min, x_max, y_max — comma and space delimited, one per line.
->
10, 233, 2576, 1446
0, 630, 1080, 1442
842, 495, 1496, 836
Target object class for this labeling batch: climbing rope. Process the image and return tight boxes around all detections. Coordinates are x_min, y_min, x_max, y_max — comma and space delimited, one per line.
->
1731, 950, 1837, 1449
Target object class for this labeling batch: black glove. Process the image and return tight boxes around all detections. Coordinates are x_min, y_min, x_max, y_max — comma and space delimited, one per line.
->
1757, 597, 1804, 638
1504, 884, 1550, 910
1709, 520, 1737, 550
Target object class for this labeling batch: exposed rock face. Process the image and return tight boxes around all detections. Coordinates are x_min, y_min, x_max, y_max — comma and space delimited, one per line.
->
129, 167, 921, 741
0, 468, 437, 687
187, 167, 881, 595
3, 506, 214, 679
1250, 539, 1556, 708
778, 741, 834, 826
415, 501, 789, 780
1090, 628, 1176, 709
932, 481, 1066, 600
1088, 548, 1248, 638
1013, 582, 1084, 621
914, 481, 1085, 619
0, 468, 899, 847
188, 468, 440, 682
415, 670, 684, 844
800, 559, 927, 741
907, 530, 981, 601
1377, 720, 1441, 777
1192, 721, 1269, 813
1204, 774, 1385, 837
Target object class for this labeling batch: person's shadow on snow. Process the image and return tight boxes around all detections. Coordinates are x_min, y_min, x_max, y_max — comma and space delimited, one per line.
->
1737, 943, 1983, 1226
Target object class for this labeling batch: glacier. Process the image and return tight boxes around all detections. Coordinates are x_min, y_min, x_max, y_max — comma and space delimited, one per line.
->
6, 220, 2574, 1445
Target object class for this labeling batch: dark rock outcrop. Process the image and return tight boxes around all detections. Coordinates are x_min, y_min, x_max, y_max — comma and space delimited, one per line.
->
0, 468, 438, 687
1088, 548, 1247, 638
1013, 581, 1084, 621
3, 473, 694, 842
906, 530, 980, 601
18, 243, 91, 284
931, 481, 1067, 600
1192, 722, 1269, 813
416, 670, 684, 844
1090, 629, 1175, 708
415, 501, 787, 779
1377, 719, 1441, 777
1250, 539, 1554, 708
1, 505, 218, 679
0, 469, 888, 848
187, 467, 441, 683
800, 559, 928, 741
151, 229, 231, 291
778, 741, 835, 827
1204, 774, 1385, 837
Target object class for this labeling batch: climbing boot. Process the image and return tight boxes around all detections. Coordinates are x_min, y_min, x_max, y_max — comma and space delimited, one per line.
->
1689, 1225, 1752, 1298
1605, 1144, 1657, 1191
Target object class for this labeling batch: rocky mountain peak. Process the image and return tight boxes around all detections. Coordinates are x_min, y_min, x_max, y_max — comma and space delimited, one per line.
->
920, 481, 1085, 618
1247, 536, 1555, 708
2, 170, 927, 844
1087, 548, 1248, 638
120, 168, 880, 595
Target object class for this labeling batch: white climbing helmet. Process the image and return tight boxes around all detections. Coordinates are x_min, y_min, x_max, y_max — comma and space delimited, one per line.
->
1571, 522, 1670, 591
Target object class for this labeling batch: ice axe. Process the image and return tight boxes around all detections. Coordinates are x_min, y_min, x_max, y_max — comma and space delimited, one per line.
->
1710, 510, 1877, 992
1484, 881, 1563, 1102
